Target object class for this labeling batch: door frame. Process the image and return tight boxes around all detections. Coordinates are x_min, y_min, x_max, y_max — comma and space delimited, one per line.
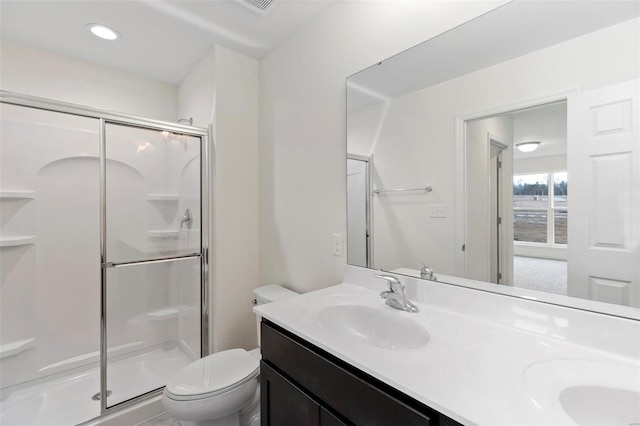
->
454, 90, 577, 279
488, 136, 509, 284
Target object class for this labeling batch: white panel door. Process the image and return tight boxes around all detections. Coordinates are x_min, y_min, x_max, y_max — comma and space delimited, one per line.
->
567, 79, 640, 307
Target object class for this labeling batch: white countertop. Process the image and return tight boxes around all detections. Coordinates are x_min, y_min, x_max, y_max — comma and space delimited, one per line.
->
255, 268, 640, 425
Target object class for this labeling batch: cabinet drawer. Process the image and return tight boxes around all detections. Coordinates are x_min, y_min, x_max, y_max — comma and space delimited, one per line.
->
261, 321, 433, 426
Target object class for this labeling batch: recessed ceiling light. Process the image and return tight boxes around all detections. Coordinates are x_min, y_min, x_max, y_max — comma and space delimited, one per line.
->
86, 24, 120, 41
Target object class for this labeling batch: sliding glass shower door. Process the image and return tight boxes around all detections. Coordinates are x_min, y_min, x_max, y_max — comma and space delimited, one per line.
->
1, 91, 209, 424
103, 123, 204, 408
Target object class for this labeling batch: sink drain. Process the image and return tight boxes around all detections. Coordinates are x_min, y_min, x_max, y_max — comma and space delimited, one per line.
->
91, 390, 112, 401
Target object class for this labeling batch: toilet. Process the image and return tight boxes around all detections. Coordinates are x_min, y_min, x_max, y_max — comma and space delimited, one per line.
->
162, 285, 299, 426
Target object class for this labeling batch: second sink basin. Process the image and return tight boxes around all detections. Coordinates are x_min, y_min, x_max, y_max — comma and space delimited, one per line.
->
317, 304, 430, 349
524, 359, 640, 425
559, 385, 640, 426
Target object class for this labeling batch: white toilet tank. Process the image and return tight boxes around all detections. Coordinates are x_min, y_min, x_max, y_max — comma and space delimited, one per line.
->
253, 285, 298, 346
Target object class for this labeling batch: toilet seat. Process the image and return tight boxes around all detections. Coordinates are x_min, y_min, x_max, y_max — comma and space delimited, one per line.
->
165, 348, 259, 401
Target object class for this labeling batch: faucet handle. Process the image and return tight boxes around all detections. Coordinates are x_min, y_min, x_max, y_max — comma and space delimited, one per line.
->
373, 273, 402, 291
374, 273, 419, 313
420, 263, 437, 280
373, 273, 401, 283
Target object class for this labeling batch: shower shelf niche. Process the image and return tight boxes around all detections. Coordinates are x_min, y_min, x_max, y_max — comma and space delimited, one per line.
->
146, 194, 180, 202
147, 307, 181, 321
0, 338, 35, 359
147, 230, 179, 239
147, 195, 180, 224
0, 236, 36, 247
146, 305, 198, 321
0, 190, 36, 200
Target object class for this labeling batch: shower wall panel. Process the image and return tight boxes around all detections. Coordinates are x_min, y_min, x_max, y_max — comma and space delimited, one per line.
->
0, 104, 100, 388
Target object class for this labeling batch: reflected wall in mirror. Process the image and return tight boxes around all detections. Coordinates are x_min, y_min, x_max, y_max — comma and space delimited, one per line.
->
346, 0, 640, 315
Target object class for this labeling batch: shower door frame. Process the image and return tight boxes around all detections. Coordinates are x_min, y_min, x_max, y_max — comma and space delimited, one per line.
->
0, 90, 210, 417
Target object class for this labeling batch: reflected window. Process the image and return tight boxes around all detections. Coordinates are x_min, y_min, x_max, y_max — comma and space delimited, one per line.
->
513, 172, 567, 246
553, 172, 568, 244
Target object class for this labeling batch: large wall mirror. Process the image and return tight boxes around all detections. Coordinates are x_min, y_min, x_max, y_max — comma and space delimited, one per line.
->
346, 0, 640, 318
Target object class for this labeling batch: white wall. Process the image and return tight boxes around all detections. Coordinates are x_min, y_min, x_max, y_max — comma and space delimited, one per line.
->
466, 116, 513, 283
259, 0, 508, 293
347, 101, 387, 157
178, 47, 216, 127
178, 45, 259, 352
514, 155, 567, 175
0, 40, 177, 121
212, 46, 259, 352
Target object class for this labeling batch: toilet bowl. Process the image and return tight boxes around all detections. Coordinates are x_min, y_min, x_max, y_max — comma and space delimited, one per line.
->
163, 285, 298, 426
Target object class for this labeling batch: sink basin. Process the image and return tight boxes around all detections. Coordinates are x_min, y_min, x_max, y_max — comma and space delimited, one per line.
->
559, 385, 640, 426
318, 304, 429, 349
523, 359, 640, 424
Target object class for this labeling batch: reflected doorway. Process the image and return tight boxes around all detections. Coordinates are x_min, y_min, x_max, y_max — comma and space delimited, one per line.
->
347, 154, 371, 268
464, 101, 568, 293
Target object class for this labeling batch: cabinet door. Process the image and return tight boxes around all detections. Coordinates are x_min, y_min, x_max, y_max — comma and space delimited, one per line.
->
261, 361, 320, 426
321, 407, 350, 426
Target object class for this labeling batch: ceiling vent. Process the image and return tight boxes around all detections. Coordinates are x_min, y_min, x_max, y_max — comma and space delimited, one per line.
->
235, 0, 276, 15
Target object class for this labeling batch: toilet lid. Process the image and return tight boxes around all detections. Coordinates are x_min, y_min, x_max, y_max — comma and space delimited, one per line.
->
166, 348, 259, 399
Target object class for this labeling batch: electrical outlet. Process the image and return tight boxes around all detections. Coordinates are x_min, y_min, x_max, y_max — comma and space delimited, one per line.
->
429, 204, 447, 218
332, 233, 344, 256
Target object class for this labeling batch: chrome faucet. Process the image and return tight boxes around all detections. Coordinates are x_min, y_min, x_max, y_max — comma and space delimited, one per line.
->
420, 264, 437, 281
180, 208, 193, 229
374, 273, 419, 313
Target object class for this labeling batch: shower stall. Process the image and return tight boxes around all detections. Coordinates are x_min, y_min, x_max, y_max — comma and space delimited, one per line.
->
0, 92, 209, 426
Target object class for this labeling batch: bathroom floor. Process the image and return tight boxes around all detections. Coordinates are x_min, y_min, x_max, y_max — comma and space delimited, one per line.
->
0, 345, 191, 426
137, 412, 181, 426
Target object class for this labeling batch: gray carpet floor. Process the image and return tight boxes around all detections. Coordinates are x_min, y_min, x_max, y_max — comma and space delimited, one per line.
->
513, 256, 567, 295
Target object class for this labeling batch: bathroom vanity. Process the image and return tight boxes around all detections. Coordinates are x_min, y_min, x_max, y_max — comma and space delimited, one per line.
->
260, 320, 459, 425
255, 266, 640, 426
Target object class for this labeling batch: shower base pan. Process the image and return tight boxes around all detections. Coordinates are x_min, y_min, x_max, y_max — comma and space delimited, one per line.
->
0, 344, 192, 426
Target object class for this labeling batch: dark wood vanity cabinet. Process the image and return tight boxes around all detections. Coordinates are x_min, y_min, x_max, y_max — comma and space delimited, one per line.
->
260, 320, 462, 426
261, 362, 349, 426
260, 361, 323, 426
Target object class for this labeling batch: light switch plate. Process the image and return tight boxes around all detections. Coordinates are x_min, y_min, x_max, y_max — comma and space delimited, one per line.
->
429, 204, 447, 218
332, 233, 344, 256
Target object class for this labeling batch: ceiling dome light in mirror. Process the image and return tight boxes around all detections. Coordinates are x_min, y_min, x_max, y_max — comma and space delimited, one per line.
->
86, 23, 120, 41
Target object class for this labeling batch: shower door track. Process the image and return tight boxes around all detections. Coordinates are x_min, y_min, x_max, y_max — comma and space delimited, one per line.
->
0, 90, 211, 420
